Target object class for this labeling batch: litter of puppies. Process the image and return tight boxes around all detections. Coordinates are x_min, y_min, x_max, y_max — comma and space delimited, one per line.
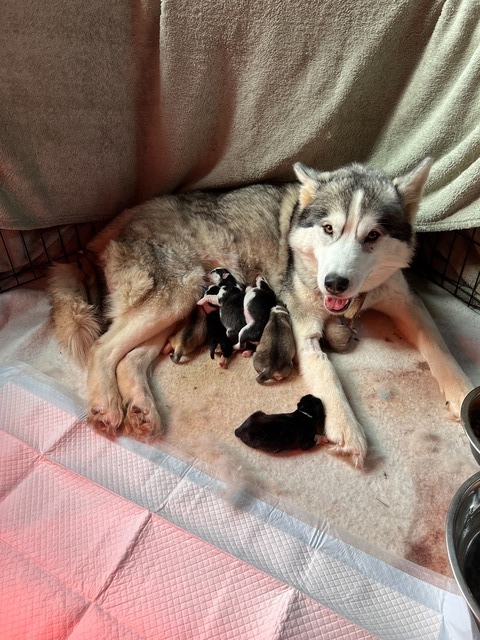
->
170, 267, 292, 380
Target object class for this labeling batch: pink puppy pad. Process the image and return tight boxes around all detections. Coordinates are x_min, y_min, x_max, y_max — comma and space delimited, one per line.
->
99, 515, 376, 640
0, 456, 149, 600
0, 431, 38, 499
0, 541, 87, 639
0, 381, 80, 452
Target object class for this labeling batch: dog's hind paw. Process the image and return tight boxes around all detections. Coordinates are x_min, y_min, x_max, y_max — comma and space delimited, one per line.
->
124, 400, 164, 439
88, 403, 124, 436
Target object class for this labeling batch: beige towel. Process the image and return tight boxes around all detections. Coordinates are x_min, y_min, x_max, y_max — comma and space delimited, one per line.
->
1, 0, 479, 231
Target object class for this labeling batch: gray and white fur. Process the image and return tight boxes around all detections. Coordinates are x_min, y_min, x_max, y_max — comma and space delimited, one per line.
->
48, 158, 473, 467
253, 302, 296, 383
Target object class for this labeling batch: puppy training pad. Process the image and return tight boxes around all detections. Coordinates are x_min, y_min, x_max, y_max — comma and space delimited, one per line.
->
0, 364, 477, 639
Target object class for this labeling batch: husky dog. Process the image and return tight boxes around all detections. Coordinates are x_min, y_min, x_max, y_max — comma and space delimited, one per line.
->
49, 158, 473, 467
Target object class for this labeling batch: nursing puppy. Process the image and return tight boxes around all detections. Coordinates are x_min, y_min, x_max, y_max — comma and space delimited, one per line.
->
234, 394, 326, 453
200, 284, 235, 367
198, 274, 246, 345
235, 276, 277, 351
253, 302, 296, 383
49, 158, 473, 467
167, 305, 208, 364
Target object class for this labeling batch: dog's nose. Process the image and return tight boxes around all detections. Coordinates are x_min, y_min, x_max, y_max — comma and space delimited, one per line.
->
324, 274, 349, 294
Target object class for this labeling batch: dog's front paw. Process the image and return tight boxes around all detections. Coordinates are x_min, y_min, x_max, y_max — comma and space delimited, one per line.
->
124, 398, 164, 439
88, 398, 124, 436
325, 419, 367, 468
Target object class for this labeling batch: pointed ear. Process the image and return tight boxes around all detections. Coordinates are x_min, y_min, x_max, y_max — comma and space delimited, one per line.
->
393, 157, 433, 221
293, 163, 331, 208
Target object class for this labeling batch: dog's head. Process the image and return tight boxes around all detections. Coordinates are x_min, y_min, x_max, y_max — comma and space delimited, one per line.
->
289, 158, 433, 315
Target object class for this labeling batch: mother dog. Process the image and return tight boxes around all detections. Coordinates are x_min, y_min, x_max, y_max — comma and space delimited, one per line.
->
49, 159, 473, 467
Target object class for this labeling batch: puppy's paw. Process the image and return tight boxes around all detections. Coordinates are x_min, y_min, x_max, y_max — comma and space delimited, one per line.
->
124, 399, 164, 439
88, 399, 124, 436
325, 420, 367, 468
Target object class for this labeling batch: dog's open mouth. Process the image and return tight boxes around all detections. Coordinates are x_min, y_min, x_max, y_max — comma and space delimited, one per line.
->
324, 296, 351, 314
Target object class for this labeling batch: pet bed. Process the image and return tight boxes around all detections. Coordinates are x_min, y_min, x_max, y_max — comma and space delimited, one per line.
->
0, 363, 477, 639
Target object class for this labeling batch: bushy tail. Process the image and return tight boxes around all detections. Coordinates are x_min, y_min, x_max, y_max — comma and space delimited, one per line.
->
48, 256, 104, 364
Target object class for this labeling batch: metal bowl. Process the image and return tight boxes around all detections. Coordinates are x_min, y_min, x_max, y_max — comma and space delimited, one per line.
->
446, 470, 480, 625
461, 387, 480, 465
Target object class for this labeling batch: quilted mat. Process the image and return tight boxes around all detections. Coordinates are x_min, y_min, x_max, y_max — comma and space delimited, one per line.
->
0, 364, 477, 639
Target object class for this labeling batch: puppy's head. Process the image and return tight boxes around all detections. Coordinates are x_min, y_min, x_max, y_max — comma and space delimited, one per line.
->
289, 159, 433, 315
207, 268, 238, 287
297, 394, 325, 431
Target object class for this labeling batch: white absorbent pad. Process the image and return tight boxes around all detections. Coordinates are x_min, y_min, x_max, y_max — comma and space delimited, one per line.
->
0, 364, 478, 640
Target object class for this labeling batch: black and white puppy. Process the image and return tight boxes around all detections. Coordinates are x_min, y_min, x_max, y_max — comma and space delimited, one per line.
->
234, 394, 326, 453
197, 284, 234, 368
235, 276, 277, 351
206, 267, 239, 288
198, 270, 246, 345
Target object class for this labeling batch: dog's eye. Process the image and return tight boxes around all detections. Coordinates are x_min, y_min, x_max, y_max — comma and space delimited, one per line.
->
323, 224, 333, 235
366, 230, 380, 242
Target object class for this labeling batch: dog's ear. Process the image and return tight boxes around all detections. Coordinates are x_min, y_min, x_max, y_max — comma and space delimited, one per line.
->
293, 163, 331, 208
393, 157, 433, 221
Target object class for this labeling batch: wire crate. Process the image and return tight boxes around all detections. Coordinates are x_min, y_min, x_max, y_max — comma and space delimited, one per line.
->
1, 225, 480, 316
0, 224, 101, 293
414, 228, 480, 313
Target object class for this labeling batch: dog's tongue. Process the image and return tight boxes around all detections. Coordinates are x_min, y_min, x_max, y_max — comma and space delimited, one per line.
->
325, 296, 350, 312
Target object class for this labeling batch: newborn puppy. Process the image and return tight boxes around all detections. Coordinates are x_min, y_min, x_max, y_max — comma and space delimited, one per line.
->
253, 302, 296, 383
198, 284, 234, 368
198, 280, 245, 344
322, 317, 355, 353
169, 305, 208, 363
235, 276, 277, 351
234, 394, 325, 453
206, 308, 234, 368
206, 267, 239, 287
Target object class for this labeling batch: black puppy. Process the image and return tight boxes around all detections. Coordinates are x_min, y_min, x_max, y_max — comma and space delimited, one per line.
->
234, 394, 326, 453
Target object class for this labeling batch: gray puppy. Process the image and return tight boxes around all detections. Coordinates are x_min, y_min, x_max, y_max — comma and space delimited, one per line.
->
253, 302, 296, 383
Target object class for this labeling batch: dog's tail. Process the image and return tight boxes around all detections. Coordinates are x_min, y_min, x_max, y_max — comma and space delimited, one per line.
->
48, 256, 105, 364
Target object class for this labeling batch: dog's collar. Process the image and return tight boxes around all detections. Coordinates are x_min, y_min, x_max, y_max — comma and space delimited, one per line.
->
342, 292, 367, 319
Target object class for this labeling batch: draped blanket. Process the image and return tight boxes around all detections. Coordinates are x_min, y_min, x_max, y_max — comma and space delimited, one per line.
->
1, 0, 479, 231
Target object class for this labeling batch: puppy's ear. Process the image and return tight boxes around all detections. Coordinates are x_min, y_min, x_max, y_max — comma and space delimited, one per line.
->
293, 163, 331, 209
393, 157, 433, 221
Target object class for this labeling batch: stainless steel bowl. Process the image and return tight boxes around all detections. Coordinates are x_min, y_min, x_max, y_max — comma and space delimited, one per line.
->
461, 387, 480, 465
446, 470, 480, 625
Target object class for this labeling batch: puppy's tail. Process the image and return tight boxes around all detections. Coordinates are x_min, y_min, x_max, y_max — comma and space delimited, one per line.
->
48, 257, 104, 364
